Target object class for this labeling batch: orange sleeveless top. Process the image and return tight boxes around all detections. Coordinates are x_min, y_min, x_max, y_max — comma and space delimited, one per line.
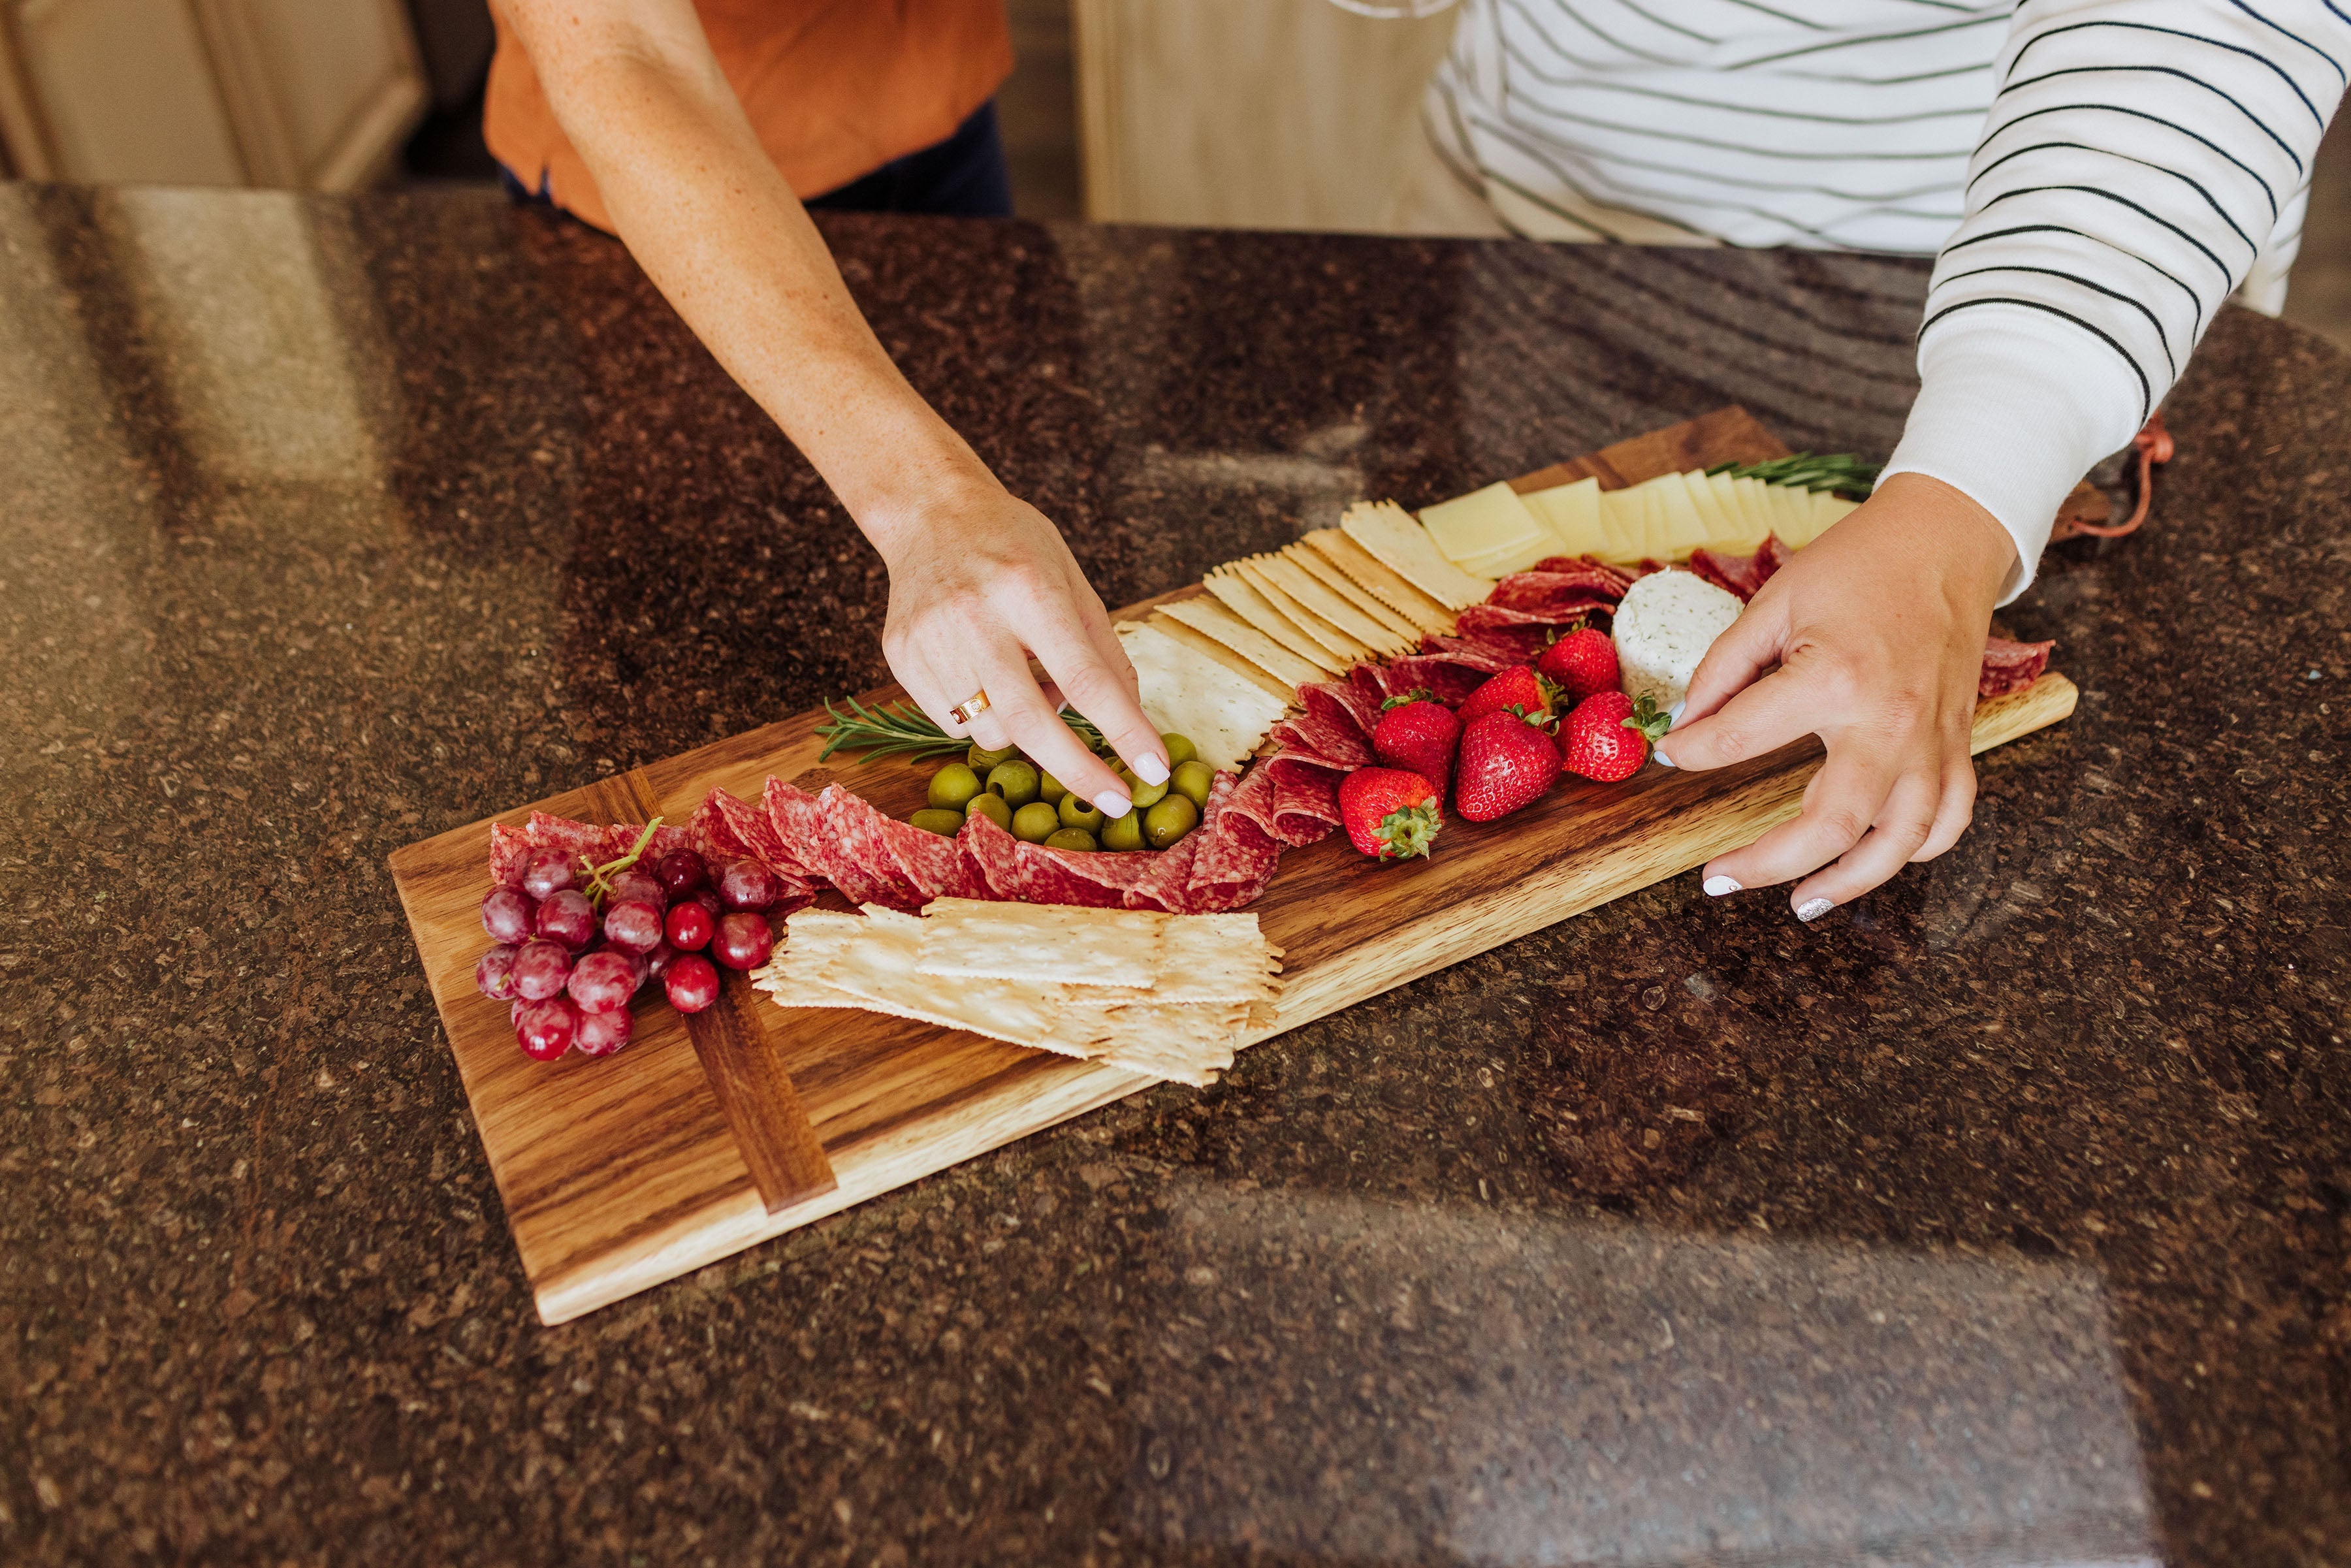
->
484, 1, 1015, 234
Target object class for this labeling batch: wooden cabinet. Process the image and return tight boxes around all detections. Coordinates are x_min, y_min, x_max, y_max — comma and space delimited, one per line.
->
0, 0, 426, 187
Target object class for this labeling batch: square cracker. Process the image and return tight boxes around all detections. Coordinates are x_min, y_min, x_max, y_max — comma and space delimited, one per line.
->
1203, 571, 1345, 674
1117, 621, 1290, 773
1299, 528, 1456, 635
1258, 549, 1416, 656
915, 899, 1281, 1003
1154, 594, 1328, 690
1231, 558, 1377, 666
1340, 500, 1490, 610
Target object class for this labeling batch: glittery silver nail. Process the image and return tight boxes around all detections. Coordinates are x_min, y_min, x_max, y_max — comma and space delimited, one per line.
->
1795, 897, 1833, 923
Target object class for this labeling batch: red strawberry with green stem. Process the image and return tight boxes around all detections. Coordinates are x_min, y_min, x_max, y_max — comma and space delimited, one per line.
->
1372, 690, 1462, 798
1559, 691, 1672, 782
1456, 665, 1557, 728
1338, 767, 1443, 861
1454, 711, 1563, 822
1536, 626, 1620, 703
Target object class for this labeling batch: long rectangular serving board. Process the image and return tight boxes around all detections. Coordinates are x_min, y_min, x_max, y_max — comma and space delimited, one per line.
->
390, 408, 2078, 1324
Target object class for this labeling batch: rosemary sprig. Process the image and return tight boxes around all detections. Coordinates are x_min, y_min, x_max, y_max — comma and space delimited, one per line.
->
812, 694, 1114, 765
1704, 452, 1881, 498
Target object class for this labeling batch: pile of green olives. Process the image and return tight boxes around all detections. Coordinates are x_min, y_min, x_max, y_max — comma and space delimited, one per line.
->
905, 732, 1217, 854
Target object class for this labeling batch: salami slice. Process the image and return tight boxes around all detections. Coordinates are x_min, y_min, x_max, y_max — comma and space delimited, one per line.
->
1224, 761, 1283, 842
1412, 637, 1523, 674
690, 790, 754, 867
1980, 635, 2055, 697
709, 786, 814, 882
488, 822, 530, 888
1123, 824, 1207, 912
957, 810, 1026, 901
1266, 757, 1341, 846
763, 778, 898, 906
876, 814, 989, 903
1020, 839, 1159, 908
1378, 655, 1490, 706
1186, 770, 1283, 913
1687, 536, 1793, 603
1457, 600, 1612, 635
819, 786, 927, 910
1489, 568, 1629, 614
1301, 678, 1383, 745
1271, 709, 1371, 769
1528, 554, 1638, 591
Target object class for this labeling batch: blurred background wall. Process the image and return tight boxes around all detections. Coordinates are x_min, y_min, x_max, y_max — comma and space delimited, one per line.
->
0, 0, 2342, 350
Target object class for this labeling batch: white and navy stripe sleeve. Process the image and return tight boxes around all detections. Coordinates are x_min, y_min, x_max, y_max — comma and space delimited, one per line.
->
1879, 0, 2348, 597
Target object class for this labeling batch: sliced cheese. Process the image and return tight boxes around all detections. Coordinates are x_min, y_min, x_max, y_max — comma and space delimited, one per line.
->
1595, 486, 1652, 564
1298, 528, 1456, 635
1643, 471, 1710, 558
1706, 471, 1768, 550
1522, 475, 1607, 561
1255, 550, 1416, 656
1681, 468, 1736, 547
1117, 620, 1290, 771
1339, 500, 1490, 610
1154, 593, 1328, 690
1279, 543, 1424, 645
1202, 570, 1345, 675
1457, 530, 1560, 578
1418, 482, 1544, 572
1232, 558, 1378, 666
1733, 476, 1776, 544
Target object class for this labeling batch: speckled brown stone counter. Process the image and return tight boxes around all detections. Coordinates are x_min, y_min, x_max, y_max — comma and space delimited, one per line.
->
5, 182, 2350, 1567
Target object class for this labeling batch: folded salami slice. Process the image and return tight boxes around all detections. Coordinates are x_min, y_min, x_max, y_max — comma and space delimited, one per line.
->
705, 787, 818, 897
1688, 536, 1793, 602
1377, 655, 1490, 707
764, 778, 901, 907
1456, 600, 1612, 635
1527, 554, 1639, 591
876, 814, 989, 903
818, 786, 927, 911
491, 811, 690, 889
1187, 771, 1283, 913
1123, 825, 1207, 912
1266, 757, 1341, 846
957, 810, 1026, 901
1411, 636, 1523, 673
488, 822, 530, 888
1488, 568, 1629, 614
1019, 839, 1160, 908
1300, 678, 1383, 746
1980, 636, 2055, 698
1271, 708, 1371, 769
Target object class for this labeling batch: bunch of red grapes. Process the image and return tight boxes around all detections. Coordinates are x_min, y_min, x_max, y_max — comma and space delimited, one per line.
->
472, 844, 785, 1063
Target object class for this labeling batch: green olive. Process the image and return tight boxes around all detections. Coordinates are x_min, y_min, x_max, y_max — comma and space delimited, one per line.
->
1100, 810, 1146, 852
1038, 771, 1068, 807
927, 762, 982, 812
1159, 733, 1198, 767
1044, 827, 1098, 853
1120, 769, 1169, 810
1012, 801, 1062, 843
965, 792, 1012, 832
1143, 795, 1199, 850
967, 743, 1017, 773
1170, 760, 1215, 810
1059, 793, 1105, 833
987, 760, 1041, 810
909, 807, 965, 837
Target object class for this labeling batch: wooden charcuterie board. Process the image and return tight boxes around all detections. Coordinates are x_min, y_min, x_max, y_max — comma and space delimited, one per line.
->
389, 408, 2077, 1324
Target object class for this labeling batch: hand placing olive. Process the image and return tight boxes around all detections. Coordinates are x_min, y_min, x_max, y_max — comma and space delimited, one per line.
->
967, 743, 1017, 772
1059, 793, 1105, 833
1170, 760, 1215, 809
1121, 767, 1169, 810
1143, 794, 1198, 849
1160, 732, 1198, 767
1100, 810, 1145, 852
1011, 801, 1061, 842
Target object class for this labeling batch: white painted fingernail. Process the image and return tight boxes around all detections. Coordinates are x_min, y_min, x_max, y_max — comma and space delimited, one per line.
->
1653, 750, 1676, 769
1667, 700, 1686, 727
1703, 875, 1740, 897
1095, 790, 1132, 819
1133, 755, 1170, 786
1795, 897, 1833, 923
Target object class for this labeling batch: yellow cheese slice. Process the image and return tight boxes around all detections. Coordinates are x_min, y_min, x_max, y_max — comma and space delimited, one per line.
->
1521, 476, 1607, 560
1815, 492, 1862, 538
1706, 472, 1768, 550
1339, 500, 1490, 610
1255, 551, 1416, 657
1644, 471, 1710, 558
1766, 483, 1812, 544
1154, 593, 1328, 690
1298, 528, 1456, 635
1680, 468, 1736, 548
1418, 481, 1544, 571
1594, 487, 1651, 564
1202, 569, 1345, 674
1232, 559, 1379, 666
1735, 476, 1778, 543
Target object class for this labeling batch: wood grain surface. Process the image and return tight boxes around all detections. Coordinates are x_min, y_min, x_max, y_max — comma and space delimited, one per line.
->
388, 407, 2079, 1324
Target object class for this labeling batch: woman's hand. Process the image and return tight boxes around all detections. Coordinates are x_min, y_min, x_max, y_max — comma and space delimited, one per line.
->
872, 474, 1167, 817
1655, 473, 2019, 920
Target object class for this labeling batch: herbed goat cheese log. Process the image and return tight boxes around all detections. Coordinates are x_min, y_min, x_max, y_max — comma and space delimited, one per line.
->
1610, 570, 1744, 711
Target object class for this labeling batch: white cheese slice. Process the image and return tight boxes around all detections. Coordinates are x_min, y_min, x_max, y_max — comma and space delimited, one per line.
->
1418, 482, 1545, 571
1814, 491, 1862, 540
1611, 568, 1746, 709
1117, 621, 1291, 773
1522, 476, 1606, 560
1457, 533, 1558, 578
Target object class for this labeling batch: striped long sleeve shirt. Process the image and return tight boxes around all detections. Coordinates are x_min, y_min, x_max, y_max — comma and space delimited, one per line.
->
1416, 0, 2349, 598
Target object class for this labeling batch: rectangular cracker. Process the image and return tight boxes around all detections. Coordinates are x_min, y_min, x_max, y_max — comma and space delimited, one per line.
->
1339, 500, 1490, 610
1253, 551, 1415, 656
912, 899, 1166, 987
1142, 609, 1298, 703
1230, 558, 1378, 666
1278, 542, 1422, 645
1203, 571, 1345, 675
1154, 595, 1326, 690
1298, 528, 1455, 635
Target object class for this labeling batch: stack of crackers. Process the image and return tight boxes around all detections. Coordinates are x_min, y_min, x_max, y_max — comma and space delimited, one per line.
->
752, 899, 1283, 1087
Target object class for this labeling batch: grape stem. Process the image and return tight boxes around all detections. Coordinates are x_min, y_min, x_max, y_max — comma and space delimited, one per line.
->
577, 817, 665, 908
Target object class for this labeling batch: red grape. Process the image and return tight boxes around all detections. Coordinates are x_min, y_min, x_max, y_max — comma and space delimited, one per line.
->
665, 954, 720, 1012
718, 861, 780, 913
511, 997, 528, 1027
712, 912, 774, 970
607, 869, 664, 909
603, 898, 665, 953
567, 950, 636, 1012
536, 889, 598, 949
642, 940, 676, 982
515, 997, 578, 1060
574, 1004, 634, 1057
664, 901, 714, 952
520, 848, 578, 901
511, 938, 572, 1000
684, 888, 723, 923
475, 944, 520, 1000
654, 850, 708, 899
481, 888, 536, 944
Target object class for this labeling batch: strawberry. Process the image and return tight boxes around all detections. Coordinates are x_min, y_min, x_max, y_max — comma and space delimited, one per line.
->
1338, 767, 1442, 861
1456, 665, 1556, 728
1559, 691, 1672, 782
1536, 627, 1620, 703
1373, 692, 1462, 797
1454, 711, 1562, 822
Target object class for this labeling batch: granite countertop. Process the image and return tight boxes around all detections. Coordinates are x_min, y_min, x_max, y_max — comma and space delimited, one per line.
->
5, 182, 2350, 1567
